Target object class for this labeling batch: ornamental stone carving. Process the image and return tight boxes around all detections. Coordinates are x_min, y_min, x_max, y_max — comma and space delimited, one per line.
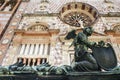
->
27, 23, 49, 31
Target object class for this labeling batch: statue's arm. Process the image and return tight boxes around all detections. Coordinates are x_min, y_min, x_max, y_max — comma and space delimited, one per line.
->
69, 37, 78, 48
82, 40, 96, 48
77, 35, 96, 48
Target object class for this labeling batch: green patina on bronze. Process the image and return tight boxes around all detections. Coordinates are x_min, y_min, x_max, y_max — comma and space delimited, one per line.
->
65, 27, 99, 72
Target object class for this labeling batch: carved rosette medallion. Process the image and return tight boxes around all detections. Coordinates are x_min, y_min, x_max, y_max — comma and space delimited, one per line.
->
59, 2, 99, 27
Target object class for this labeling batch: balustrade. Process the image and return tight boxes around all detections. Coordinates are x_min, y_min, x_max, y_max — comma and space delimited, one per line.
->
17, 57, 47, 66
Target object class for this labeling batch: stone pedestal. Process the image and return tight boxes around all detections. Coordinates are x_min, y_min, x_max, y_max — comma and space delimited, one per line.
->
0, 71, 120, 80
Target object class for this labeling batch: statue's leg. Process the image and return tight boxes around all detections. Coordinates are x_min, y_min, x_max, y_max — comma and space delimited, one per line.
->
72, 60, 99, 72
72, 61, 89, 71
85, 53, 98, 64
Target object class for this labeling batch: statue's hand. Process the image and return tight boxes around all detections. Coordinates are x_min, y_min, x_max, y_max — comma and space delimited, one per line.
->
90, 42, 96, 46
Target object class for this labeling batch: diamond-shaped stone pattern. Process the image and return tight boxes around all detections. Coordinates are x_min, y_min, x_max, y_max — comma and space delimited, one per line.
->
0, 2, 28, 65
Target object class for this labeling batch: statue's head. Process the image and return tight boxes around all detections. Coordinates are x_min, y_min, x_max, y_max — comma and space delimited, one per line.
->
83, 27, 93, 36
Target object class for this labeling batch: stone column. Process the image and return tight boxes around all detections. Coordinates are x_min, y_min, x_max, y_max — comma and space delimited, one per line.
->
32, 58, 36, 66
44, 44, 48, 55
28, 58, 31, 66
24, 44, 30, 55
37, 58, 41, 65
39, 44, 44, 55
34, 44, 39, 55
29, 44, 34, 55
23, 58, 26, 65
19, 44, 25, 55
49, 33, 57, 65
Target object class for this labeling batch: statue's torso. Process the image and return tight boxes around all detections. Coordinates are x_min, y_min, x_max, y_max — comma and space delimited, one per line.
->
74, 32, 88, 52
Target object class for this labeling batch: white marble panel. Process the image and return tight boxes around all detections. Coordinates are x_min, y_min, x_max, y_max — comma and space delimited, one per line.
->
44, 44, 48, 55
39, 44, 44, 55
19, 44, 26, 55
29, 44, 34, 55
24, 44, 30, 55
34, 44, 39, 55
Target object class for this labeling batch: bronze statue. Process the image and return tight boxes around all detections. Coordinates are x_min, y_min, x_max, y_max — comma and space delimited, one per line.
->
65, 27, 100, 71
65, 26, 118, 72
